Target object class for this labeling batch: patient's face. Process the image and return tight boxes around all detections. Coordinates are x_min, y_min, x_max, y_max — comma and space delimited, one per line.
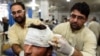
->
24, 44, 47, 56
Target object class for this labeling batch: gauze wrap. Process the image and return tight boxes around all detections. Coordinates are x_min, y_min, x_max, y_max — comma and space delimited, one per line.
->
24, 26, 53, 47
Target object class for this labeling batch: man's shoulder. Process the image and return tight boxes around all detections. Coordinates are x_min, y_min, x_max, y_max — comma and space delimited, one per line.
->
83, 27, 97, 43
9, 23, 19, 29
83, 27, 95, 36
26, 18, 40, 21
83, 27, 92, 32
55, 22, 69, 28
26, 18, 42, 25
53, 22, 70, 33
90, 21, 99, 25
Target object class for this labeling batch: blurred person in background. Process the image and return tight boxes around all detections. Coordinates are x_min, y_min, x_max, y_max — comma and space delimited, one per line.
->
88, 17, 100, 56
49, 2, 97, 56
88, 17, 100, 40
61, 17, 69, 23
0, 20, 3, 32
44, 18, 58, 30
2, 17, 9, 41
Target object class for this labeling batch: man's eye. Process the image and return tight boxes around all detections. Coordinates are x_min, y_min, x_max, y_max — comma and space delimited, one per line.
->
17, 10, 22, 13
71, 14, 76, 18
12, 12, 16, 15
78, 16, 84, 20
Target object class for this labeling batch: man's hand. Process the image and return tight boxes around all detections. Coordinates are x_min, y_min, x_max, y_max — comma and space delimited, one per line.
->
48, 34, 74, 55
12, 44, 22, 56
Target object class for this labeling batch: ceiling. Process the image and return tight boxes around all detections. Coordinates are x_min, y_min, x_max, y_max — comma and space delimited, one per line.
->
1, 0, 100, 12
49, 0, 100, 12
34, 0, 100, 12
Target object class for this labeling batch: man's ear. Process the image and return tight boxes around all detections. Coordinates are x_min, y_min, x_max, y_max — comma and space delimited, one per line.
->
84, 18, 88, 23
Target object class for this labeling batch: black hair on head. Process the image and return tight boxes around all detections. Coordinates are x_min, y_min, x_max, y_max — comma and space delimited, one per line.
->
10, 2, 25, 10
28, 23, 46, 30
70, 2, 90, 18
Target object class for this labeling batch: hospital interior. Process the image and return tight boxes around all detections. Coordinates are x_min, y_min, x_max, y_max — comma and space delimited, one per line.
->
0, 0, 100, 56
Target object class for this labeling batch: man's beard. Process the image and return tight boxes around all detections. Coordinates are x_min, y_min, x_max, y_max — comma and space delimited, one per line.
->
70, 22, 81, 31
14, 15, 26, 24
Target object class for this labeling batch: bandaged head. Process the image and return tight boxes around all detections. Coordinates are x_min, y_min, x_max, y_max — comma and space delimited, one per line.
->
24, 24, 53, 47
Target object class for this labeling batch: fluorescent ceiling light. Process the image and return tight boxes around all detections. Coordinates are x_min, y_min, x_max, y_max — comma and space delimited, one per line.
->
25, 0, 39, 10
66, 0, 70, 2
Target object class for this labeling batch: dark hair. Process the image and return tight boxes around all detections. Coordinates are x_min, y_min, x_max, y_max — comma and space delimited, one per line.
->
10, 2, 25, 10
70, 2, 90, 18
40, 18, 44, 21
28, 23, 46, 30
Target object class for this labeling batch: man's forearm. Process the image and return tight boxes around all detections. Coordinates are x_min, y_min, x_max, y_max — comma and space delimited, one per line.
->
12, 44, 22, 56
72, 49, 83, 56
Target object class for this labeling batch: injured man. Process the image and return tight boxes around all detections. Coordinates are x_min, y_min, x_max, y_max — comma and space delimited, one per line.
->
22, 24, 54, 56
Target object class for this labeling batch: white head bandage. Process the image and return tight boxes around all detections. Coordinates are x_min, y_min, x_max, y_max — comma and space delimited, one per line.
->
24, 26, 53, 47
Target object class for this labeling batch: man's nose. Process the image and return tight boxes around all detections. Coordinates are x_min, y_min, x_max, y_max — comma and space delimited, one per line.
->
24, 45, 32, 55
73, 18, 78, 22
14, 13, 20, 17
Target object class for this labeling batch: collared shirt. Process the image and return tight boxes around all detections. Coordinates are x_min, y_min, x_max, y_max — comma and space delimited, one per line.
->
53, 22, 97, 56
8, 18, 42, 47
